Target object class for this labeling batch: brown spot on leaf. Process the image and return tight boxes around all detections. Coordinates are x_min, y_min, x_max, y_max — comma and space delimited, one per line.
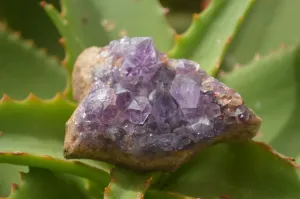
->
102, 19, 115, 32
220, 194, 231, 199
60, 11, 65, 18
118, 29, 128, 38
82, 15, 89, 25
281, 43, 287, 49
218, 70, 227, 78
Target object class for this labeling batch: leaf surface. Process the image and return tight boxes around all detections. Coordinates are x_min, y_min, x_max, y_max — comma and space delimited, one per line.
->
0, 23, 67, 99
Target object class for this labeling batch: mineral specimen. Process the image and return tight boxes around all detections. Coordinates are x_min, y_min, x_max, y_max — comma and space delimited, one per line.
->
64, 37, 261, 171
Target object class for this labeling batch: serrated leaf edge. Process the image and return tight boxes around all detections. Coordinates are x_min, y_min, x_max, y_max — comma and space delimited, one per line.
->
0, 21, 65, 72
168, 0, 256, 76
0, 152, 109, 184
0, 92, 76, 106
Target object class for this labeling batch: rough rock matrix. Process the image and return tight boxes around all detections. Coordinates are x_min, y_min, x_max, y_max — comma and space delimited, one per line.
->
64, 37, 261, 171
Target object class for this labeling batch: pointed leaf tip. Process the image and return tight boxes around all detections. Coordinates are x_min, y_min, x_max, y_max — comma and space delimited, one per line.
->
58, 37, 65, 47
39, 1, 47, 7
26, 93, 42, 102
192, 13, 199, 21
11, 31, 21, 39
11, 183, 19, 191
0, 94, 13, 102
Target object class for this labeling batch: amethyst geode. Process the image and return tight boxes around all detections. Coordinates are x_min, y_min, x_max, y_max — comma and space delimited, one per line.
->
64, 37, 261, 171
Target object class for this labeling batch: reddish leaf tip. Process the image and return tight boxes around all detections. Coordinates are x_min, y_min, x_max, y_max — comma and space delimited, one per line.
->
145, 177, 153, 186
11, 183, 19, 191
25, 39, 35, 47
39, 1, 47, 7
61, 58, 67, 67
104, 186, 110, 196
174, 34, 181, 41
200, 0, 211, 11
12, 31, 21, 39
40, 48, 48, 54
0, 21, 8, 30
225, 35, 233, 45
220, 194, 231, 199
26, 93, 41, 102
192, 13, 199, 21
0, 94, 13, 102
58, 37, 66, 47
52, 92, 64, 101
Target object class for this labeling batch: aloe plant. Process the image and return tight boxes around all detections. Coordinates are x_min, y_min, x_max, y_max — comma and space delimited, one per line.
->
1, 0, 300, 198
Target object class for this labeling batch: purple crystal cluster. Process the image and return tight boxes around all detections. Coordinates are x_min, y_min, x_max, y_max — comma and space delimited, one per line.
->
75, 37, 253, 156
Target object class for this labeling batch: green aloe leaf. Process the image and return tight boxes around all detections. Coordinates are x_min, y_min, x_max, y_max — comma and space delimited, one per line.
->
104, 167, 152, 199
0, 95, 110, 197
222, 0, 300, 69
145, 191, 196, 199
0, 23, 67, 100
6, 167, 87, 199
168, 0, 254, 75
222, 45, 300, 161
43, 0, 173, 71
0, 0, 63, 58
163, 141, 300, 199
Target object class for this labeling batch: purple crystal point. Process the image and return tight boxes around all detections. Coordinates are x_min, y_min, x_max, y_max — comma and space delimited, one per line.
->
125, 96, 151, 124
152, 92, 178, 121
66, 36, 261, 172
170, 74, 200, 109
